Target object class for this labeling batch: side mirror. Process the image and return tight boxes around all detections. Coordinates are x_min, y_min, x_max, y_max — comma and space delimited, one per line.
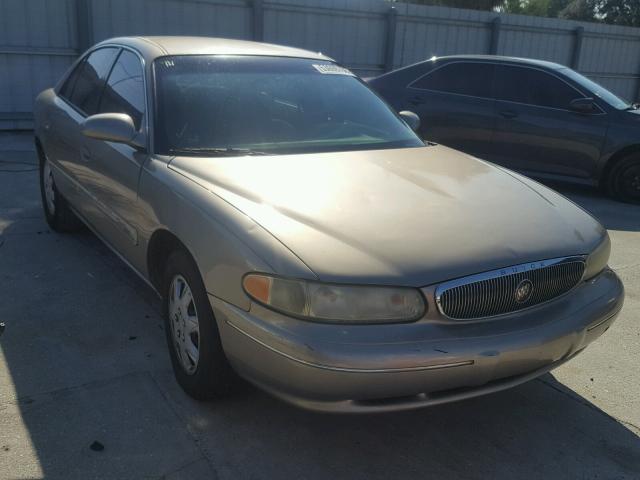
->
569, 97, 596, 114
399, 110, 421, 132
81, 113, 145, 150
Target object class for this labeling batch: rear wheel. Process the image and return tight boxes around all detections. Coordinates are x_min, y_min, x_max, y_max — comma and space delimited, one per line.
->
38, 147, 83, 232
162, 249, 235, 400
605, 153, 640, 204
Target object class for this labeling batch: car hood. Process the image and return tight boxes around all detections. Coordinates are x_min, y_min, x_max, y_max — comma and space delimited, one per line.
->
168, 146, 605, 286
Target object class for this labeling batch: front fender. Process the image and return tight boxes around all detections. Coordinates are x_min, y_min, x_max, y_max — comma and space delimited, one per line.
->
137, 157, 317, 310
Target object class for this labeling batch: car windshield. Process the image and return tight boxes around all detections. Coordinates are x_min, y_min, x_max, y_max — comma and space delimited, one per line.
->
559, 68, 630, 110
153, 55, 423, 155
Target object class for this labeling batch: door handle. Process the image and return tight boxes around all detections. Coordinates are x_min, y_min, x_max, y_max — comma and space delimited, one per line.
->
409, 96, 426, 107
499, 110, 518, 119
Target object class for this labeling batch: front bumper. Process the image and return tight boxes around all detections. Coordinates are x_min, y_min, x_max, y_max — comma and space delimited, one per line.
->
211, 268, 624, 413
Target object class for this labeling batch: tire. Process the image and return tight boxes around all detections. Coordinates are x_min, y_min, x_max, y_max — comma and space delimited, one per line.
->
605, 153, 640, 204
162, 249, 235, 400
37, 146, 83, 232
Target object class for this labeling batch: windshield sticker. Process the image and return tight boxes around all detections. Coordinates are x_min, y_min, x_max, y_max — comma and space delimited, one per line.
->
312, 64, 355, 76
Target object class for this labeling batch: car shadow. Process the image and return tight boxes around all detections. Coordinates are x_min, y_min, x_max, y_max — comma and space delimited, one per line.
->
0, 145, 638, 479
156, 369, 640, 479
540, 180, 640, 232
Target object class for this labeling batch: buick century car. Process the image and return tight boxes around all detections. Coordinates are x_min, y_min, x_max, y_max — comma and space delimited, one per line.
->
34, 37, 624, 413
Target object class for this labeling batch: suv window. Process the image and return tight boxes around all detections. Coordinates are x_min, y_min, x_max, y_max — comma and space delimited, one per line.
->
410, 62, 493, 98
494, 65, 583, 110
99, 50, 145, 130
67, 47, 119, 115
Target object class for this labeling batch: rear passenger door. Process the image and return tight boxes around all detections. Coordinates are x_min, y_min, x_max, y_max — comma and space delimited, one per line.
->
490, 65, 608, 179
405, 61, 496, 160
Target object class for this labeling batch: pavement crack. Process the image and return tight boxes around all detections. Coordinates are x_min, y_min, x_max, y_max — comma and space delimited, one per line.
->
536, 377, 640, 434
0, 370, 155, 408
149, 372, 220, 480
618, 419, 640, 434
157, 458, 208, 480
612, 263, 640, 272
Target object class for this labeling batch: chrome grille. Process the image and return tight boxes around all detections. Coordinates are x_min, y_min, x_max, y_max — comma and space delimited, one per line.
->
436, 257, 586, 320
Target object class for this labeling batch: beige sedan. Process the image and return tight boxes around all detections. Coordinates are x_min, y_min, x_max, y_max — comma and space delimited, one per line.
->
33, 36, 623, 413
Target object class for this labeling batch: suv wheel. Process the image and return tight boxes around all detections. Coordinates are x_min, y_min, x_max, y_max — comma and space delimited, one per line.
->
162, 249, 235, 400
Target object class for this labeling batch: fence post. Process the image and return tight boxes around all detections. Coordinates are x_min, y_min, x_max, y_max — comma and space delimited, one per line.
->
571, 26, 584, 69
253, 0, 264, 41
489, 17, 501, 55
385, 6, 397, 72
75, 0, 93, 54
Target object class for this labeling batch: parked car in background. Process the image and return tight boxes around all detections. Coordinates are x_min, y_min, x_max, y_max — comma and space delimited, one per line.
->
368, 55, 640, 203
34, 37, 623, 413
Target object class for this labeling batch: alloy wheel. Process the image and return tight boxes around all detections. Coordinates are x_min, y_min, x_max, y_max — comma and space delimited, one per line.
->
621, 163, 640, 201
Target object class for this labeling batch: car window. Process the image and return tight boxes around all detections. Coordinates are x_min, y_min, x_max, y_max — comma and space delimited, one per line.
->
559, 67, 629, 110
494, 65, 583, 110
67, 47, 119, 115
410, 62, 494, 98
59, 62, 83, 100
99, 50, 145, 130
153, 56, 423, 156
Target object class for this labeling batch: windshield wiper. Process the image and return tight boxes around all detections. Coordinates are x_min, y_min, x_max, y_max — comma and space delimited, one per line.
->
168, 147, 269, 156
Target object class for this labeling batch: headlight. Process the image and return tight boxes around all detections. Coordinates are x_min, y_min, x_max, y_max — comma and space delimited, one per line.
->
242, 274, 426, 323
584, 233, 611, 281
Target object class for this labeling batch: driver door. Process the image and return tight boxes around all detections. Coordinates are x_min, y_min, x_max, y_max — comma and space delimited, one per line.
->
81, 48, 148, 268
490, 65, 608, 179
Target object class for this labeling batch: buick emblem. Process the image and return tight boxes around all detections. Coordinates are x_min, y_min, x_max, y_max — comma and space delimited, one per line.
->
515, 279, 533, 303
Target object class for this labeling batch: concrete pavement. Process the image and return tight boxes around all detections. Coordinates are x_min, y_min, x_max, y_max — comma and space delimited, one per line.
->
0, 133, 638, 479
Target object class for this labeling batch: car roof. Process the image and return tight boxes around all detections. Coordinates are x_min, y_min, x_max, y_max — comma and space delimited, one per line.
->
94, 36, 334, 63
427, 55, 566, 70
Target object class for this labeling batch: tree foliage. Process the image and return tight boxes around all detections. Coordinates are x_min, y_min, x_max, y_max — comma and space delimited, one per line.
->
393, 0, 505, 11
396, 0, 640, 27
499, 0, 596, 19
597, 0, 640, 27
558, 0, 596, 21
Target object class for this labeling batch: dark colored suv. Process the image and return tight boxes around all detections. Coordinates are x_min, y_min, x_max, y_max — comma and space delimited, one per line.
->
368, 55, 640, 203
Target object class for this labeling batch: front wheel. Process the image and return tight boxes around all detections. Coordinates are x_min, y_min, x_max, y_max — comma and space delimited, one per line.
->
162, 249, 235, 400
605, 154, 640, 204
38, 147, 83, 232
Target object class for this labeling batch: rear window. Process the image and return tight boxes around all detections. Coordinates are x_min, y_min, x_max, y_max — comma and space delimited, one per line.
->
60, 63, 81, 100
410, 62, 494, 98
